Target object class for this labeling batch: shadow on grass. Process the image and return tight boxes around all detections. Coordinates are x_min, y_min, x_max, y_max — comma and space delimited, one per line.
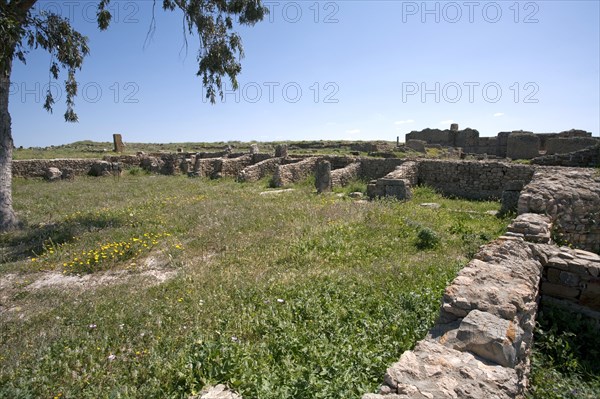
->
0, 214, 126, 264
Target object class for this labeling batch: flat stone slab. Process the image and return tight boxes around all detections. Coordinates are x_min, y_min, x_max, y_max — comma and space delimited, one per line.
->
363, 339, 519, 399
192, 384, 242, 399
259, 188, 295, 195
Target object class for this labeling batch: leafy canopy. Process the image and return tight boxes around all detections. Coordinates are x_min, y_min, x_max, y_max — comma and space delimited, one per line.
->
0, 0, 268, 121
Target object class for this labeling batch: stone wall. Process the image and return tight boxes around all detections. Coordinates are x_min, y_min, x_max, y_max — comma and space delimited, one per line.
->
358, 158, 407, 181
475, 136, 498, 155
417, 160, 535, 200
405, 128, 480, 152
367, 161, 418, 200
506, 132, 540, 160
330, 162, 361, 188
272, 157, 319, 187
364, 209, 600, 399
237, 158, 283, 183
363, 237, 544, 399
545, 137, 599, 155
531, 143, 600, 167
535, 244, 600, 315
12, 158, 101, 178
518, 167, 600, 253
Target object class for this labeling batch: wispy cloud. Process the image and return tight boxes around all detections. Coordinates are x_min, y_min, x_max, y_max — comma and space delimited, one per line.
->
345, 129, 361, 134
493, 112, 504, 117
394, 119, 414, 125
440, 119, 454, 125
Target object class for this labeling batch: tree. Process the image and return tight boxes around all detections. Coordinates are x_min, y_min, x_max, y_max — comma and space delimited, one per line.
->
0, 0, 267, 232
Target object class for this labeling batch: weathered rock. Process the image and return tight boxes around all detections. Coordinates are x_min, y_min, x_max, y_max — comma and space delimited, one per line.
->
378, 339, 519, 399
44, 167, 62, 181
454, 310, 523, 367
193, 384, 242, 399
113, 133, 124, 153
315, 160, 332, 193
141, 156, 165, 174
89, 161, 121, 177
518, 167, 600, 253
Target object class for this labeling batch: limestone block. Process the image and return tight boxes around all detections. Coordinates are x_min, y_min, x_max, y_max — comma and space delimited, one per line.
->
44, 167, 62, 181
454, 310, 523, 367
382, 340, 519, 399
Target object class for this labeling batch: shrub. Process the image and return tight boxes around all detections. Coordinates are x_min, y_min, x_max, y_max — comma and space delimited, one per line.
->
415, 227, 440, 250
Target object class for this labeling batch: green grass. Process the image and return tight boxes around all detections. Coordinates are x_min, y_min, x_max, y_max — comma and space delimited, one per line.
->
527, 305, 600, 399
0, 176, 509, 398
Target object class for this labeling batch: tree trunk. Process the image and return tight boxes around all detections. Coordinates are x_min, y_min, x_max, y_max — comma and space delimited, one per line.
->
0, 56, 18, 232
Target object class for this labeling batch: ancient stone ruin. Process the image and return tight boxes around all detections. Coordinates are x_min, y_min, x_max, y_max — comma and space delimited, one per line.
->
406, 125, 598, 160
11, 137, 600, 398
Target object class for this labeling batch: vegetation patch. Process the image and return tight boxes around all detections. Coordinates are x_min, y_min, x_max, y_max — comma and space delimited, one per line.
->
528, 305, 600, 399
1, 176, 509, 398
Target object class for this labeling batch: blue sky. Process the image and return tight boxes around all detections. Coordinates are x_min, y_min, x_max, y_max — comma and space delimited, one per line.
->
9, 0, 600, 147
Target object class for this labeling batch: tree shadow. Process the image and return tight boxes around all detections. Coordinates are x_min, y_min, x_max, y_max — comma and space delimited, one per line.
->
0, 214, 126, 264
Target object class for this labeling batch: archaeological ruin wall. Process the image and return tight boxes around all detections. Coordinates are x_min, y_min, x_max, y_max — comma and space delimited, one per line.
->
406, 126, 597, 160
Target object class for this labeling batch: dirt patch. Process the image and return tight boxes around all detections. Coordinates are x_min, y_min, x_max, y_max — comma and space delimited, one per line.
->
0, 255, 179, 322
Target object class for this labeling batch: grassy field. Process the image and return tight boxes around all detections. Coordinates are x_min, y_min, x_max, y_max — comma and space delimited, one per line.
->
12, 140, 400, 160
1, 174, 510, 398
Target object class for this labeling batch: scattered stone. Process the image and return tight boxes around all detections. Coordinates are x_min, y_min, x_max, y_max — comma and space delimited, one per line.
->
259, 189, 295, 195
419, 203, 440, 209
191, 384, 242, 399
349, 192, 363, 199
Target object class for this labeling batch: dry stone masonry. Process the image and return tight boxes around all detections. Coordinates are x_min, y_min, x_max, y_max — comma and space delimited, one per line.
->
11, 142, 600, 398
518, 167, 600, 253
406, 126, 598, 160
363, 237, 543, 399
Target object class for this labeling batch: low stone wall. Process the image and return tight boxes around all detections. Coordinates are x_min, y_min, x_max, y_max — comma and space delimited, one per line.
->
417, 160, 535, 200
535, 244, 600, 314
531, 143, 600, 167
102, 154, 142, 167
518, 167, 600, 253
364, 208, 600, 399
220, 155, 254, 178
364, 236, 544, 399
12, 158, 101, 178
272, 157, 319, 187
367, 161, 418, 200
237, 158, 283, 183
507, 132, 540, 160
330, 162, 361, 188
358, 158, 407, 180
545, 137, 599, 155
